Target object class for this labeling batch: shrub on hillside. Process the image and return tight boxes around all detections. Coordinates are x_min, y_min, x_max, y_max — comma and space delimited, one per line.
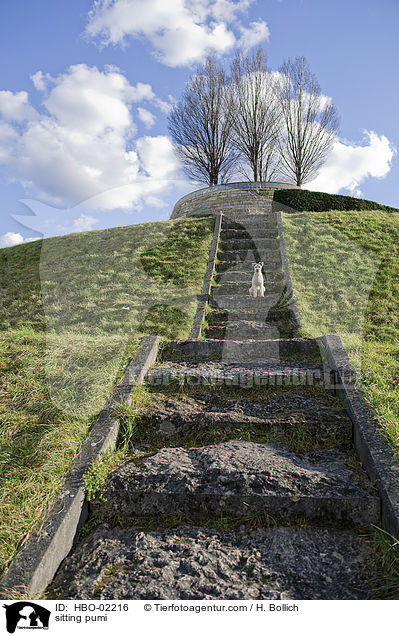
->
273, 189, 398, 213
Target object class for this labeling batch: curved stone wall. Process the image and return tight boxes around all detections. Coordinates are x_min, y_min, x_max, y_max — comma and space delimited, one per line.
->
171, 182, 299, 219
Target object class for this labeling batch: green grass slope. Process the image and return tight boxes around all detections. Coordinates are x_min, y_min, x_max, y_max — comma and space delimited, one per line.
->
282, 209, 399, 454
0, 216, 214, 576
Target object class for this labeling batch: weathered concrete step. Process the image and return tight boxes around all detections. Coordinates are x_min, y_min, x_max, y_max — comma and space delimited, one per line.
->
216, 270, 284, 284
206, 308, 291, 324
221, 224, 277, 237
46, 525, 379, 600
218, 249, 281, 262
206, 330, 282, 342
92, 441, 380, 525
223, 215, 277, 224
135, 378, 352, 440
222, 223, 275, 234
205, 324, 292, 340
224, 213, 276, 223
146, 360, 325, 387
221, 201, 274, 210
205, 319, 289, 330
223, 213, 276, 223
221, 238, 279, 251
161, 338, 322, 362
215, 205, 274, 216
214, 282, 284, 296
210, 293, 282, 310
216, 260, 281, 272
221, 228, 277, 240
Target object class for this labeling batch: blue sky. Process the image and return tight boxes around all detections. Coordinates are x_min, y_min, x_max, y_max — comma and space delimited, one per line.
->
0, 0, 397, 246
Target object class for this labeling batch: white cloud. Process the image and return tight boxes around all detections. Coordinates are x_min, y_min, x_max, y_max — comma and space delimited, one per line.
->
0, 231, 24, 248
209, 0, 251, 21
42, 64, 147, 134
30, 71, 53, 92
0, 231, 38, 248
152, 21, 235, 67
0, 90, 38, 122
318, 93, 333, 111
72, 214, 99, 232
137, 107, 156, 129
127, 82, 155, 102
0, 122, 18, 163
144, 195, 168, 208
0, 64, 181, 213
307, 131, 396, 195
86, 0, 270, 66
155, 96, 174, 114
237, 19, 270, 52
136, 135, 179, 180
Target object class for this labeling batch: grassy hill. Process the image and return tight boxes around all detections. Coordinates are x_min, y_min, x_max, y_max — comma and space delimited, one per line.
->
0, 215, 214, 575
282, 209, 399, 455
1, 189, 399, 579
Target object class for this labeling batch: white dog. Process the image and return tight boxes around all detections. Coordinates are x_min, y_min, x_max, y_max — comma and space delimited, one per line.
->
249, 262, 265, 297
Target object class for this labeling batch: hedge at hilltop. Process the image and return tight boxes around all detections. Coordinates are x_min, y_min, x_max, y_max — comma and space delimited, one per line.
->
273, 189, 398, 213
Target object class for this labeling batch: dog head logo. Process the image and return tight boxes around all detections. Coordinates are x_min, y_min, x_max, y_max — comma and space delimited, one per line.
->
3, 602, 50, 633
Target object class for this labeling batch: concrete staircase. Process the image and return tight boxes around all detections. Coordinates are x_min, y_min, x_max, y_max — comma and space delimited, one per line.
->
46, 210, 383, 600
205, 214, 292, 342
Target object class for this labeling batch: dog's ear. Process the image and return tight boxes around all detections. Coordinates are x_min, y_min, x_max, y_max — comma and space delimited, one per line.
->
260, 262, 264, 267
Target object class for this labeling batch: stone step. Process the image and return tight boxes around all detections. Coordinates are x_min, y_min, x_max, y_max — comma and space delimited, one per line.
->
91, 441, 380, 525
161, 338, 322, 363
220, 238, 279, 251
205, 329, 282, 341
205, 319, 289, 330
146, 360, 325, 388
218, 331, 289, 341
213, 282, 285, 296
222, 223, 275, 233
216, 260, 281, 272
136, 375, 351, 439
220, 199, 274, 208
224, 212, 275, 223
206, 308, 291, 324
223, 214, 276, 223
205, 315, 292, 328
46, 524, 379, 600
218, 208, 274, 217
210, 293, 282, 310
216, 205, 274, 216
222, 218, 277, 227
218, 249, 281, 263
215, 270, 284, 284
221, 228, 277, 240
205, 323, 292, 340
222, 224, 277, 236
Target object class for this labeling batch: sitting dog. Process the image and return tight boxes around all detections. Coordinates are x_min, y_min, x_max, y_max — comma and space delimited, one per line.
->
249, 262, 265, 297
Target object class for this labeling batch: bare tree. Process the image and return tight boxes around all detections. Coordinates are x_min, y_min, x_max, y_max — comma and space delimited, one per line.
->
167, 56, 237, 186
230, 48, 281, 182
275, 56, 339, 186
